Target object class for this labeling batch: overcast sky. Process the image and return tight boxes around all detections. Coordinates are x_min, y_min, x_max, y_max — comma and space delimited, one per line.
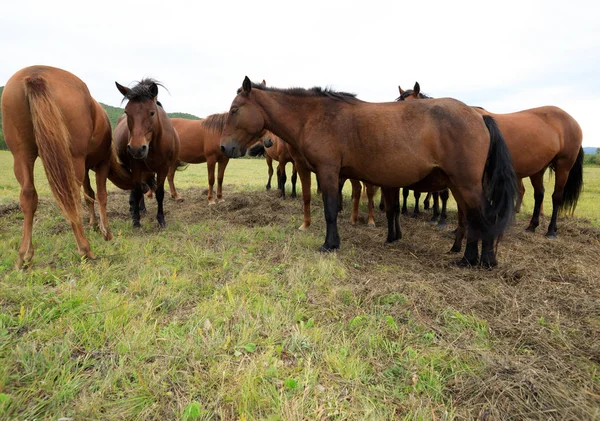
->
1, 0, 598, 146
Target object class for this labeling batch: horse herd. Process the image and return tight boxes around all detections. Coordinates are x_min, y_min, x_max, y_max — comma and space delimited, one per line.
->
1, 66, 584, 270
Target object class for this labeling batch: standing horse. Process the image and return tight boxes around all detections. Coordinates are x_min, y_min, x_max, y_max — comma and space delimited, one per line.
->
400, 81, 584, 242
220, 77, 518, 267
168, 114, 230, 204
249, 131, 298, 198
1, 65, 133, 268
114, 79, 180, 228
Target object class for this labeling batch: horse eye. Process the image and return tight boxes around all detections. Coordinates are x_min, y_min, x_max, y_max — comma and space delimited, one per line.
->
231, 108, 238, 115
150, 111, 156, 117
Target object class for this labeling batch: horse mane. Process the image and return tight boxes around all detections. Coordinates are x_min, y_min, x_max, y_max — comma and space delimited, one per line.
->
238, 82, 360, 103
473, 106, 487, 111
396, 90, 433, 102
122, 78, 166, 102
201, 112, 228, 133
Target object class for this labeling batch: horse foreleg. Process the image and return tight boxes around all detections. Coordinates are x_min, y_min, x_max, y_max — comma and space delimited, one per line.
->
412, 190, 421, 217
155, 170, 168, 228
383, 187, 401, 243
217, 157, 228, 202
451, 205, 466, 253
350, 179, 361, 224
526, 172, 545, 233
317, 168, 341, 251
278, 161, 287, 199
401, 188, 409, 215
167, 165, 182, 202
129, 169, 144, 228
366, 184, 377, 227
296, 161, 312, 231
266, 155, 274, 190
430, 191, 440, 223
516, 179, 525, 213
438, 189, 449, 228
94, 162, 113, 241
83, 170, 97, 229
13, 154, 38, 268
207, 159, 217, 205
546, 160, 571, 239
72, 158, 94, 260
423, 192, 432, 210
290, 163, 298, 199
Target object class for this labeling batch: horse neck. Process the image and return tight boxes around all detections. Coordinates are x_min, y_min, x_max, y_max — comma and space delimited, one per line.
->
254, 91, 310, 149
153, 107, 168, 149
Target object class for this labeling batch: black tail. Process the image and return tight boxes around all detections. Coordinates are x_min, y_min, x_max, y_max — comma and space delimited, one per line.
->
176, 160, 189, 172
559, 147, 584, 215
248, 143, 266, 157
481, 115, 518, 240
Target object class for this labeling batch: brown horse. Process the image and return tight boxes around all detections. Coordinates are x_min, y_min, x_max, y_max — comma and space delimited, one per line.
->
114, 79, 180, 228
249, 131, 298, 198
1, 65, 133, 267
400, 81, 584, 243
220, 77, 518, 267
168, 114, 230, 204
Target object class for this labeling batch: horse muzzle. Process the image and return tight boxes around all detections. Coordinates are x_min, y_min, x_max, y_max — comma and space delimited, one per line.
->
220, 142, 245, 158
127, 144, 149, 160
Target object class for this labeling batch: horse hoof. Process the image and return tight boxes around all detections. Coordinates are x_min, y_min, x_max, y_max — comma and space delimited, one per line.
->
318, 245, 338, 253
104, 232, 113, 241
368, 222, 376, 228
411, 213, 420, 219
454, 257, 476, 268
82, 251, 97, 261
132, 221, 141, 229
298, 223, 310, 231
428, 219, 437, 225
208, 201, 217, 206
449, 245, 461, 253
436, 223, 447, 230
545, 233, 557, 240
525, 226, 536, 233
176, 197, 185, 203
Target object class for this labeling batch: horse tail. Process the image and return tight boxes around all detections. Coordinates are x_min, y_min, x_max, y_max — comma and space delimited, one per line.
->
248, 143, 266, 157
24, 75, 82, 225
107, 144, 135, 190
481, 115, 518, 238
559, 147, 584, 215
176, 160, 189, 171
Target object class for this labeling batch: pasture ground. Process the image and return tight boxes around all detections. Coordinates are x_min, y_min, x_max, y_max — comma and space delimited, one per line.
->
0, 150, 599, 420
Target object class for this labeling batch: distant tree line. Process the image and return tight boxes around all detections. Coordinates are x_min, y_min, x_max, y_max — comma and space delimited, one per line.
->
0, 85, 201, 150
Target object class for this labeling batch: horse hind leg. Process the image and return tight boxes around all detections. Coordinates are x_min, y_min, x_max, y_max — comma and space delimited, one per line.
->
83, 170, 97, 230
167, 165, 183, 202
515, 179, 525, 213
412, 190, 421, 217
350, 179, 361, 224
401, 188, 409, 215
546, 159, 573, 239
429, 192, 440, 224
94, 161, 113, 240
437, 189, 449, 229
217, 158, 228, 202
366, 184, 377, 227
525, 172, 545, 233
13, 154, 39, 268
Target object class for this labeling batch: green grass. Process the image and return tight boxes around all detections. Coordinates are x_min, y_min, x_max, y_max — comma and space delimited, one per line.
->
1, 151, 599, 420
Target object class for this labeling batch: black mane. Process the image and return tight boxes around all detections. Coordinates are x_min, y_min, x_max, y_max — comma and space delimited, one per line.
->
396, 90, 433, 102
201, 112, 228, 133
122, 78, 165, 102
238, 82, 360, 103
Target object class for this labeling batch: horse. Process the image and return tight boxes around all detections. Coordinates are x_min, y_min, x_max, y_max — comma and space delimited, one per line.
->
1, 65, 134, 268
114, 78, 180, 228
168, 114, 230, 204
400, 81, 584, 243
220, 77, 518, 267
249, 131, 298, 198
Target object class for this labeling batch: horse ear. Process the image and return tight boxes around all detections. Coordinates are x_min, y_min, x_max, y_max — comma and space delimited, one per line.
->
261, 79, 267, 86
413, 82, 420, 97
115, 82, 130, 97
150, 82, 159, 100
398, 85, 405, 95
242, 76, 252, 94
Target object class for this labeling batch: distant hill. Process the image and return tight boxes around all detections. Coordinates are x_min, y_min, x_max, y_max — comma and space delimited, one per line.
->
584, 147, 599, 155
0, 85, 201, 150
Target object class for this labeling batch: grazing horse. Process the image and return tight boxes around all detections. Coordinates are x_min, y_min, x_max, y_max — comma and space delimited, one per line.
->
400, 81, 584, 242
168, 114, 230, 204
1, 65, 133, 267
114, 79, 180, 228
220, 77, 518, 267
249, 131, 298, 198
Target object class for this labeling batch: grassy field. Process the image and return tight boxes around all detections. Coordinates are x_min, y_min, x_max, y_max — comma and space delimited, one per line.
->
0, 150, 599, 420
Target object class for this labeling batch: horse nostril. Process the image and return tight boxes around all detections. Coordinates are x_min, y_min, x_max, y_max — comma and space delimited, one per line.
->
220, 146, 226, 153
141, 145, 147, 152
127, 145, 133, 153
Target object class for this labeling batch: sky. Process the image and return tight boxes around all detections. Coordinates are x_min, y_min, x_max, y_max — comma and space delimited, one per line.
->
1, 0, 598, 147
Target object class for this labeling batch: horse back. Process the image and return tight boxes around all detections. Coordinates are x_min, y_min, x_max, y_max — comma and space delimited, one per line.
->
171, 118, 207, 163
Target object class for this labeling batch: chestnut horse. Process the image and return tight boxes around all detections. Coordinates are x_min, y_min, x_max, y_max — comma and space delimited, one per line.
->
221, 77, 518, 267
2, 65, 133, 268
114, 79, 180, 228
400, 81, 584, 243
249, 131, 298, 198
168, 114, 230, 204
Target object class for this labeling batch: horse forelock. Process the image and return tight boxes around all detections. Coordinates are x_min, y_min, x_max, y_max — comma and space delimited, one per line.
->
396, 90, 433, 102
122, 78, 165, 102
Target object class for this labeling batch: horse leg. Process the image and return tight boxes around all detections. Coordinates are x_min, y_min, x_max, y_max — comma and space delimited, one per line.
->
83, 170, 97, 229
290, 163, 298, 199
337, 177, 347, 213
350, 179, 361, 225
71, 158, 94, 260
13, 154, 38, 268
94, 161, 113, 241
437, 189, 449, 229
296, 161, 312, 231
217, 158, 228, 202
401, 188, 409, 215
430, 192, 440, 224
525, 172, 545, 233
546, 160, 571, 239
378, 191, 385, 211
412, 190, 421, 217
129, 170, 144, 228
167, 165, 182, 202
515, 179, 525, 213
451, 205, 466, 253
207, 159, 217, 205
266, 155, 273, 190
278, 162, 287, 199
383, 187, 402, 243
423, 192, 431, 210
367, 184, 377, 227
317, 169, 341, 251
155, 170, 168, 228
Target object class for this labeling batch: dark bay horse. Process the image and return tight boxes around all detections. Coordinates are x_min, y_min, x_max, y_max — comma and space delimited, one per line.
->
220, 77, 518, 267
249, 131, 298, 198
401, 81, 584, 242
114, 79, 180, 228
169, 114, 230, 204
2, 65, 133, 267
